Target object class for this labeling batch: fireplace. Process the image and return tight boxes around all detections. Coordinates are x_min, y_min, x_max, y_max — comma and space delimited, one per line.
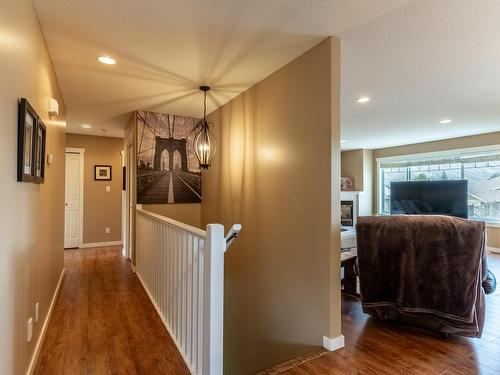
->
341, 191, 359, 250
340, 191, 359, 227
341, 200, 354, 227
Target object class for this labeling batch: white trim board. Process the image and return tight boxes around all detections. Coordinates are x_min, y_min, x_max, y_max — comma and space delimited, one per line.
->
26, 268, 66, 375
322, 335, 345, 352
80, 241, 123, 249
487, 246, 500, 254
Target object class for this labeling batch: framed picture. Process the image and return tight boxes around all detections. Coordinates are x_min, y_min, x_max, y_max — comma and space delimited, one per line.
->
341, 176, 355, 191
18, 98, 38, 183
35, 120, 46, 184
95, 165, 112, 180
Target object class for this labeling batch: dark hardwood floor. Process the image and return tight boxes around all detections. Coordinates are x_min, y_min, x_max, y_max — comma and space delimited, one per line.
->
280, 253, 500, 375
34, 247, 500, 374
34, 246, 189, 375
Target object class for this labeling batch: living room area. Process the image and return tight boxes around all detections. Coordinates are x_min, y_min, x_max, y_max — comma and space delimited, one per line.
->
327, 1, 500, 371
335, 136, 500, 374
333, 26, 500, 372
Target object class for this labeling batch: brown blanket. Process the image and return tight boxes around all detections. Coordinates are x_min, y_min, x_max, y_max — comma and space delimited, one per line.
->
356, 215, 486, 337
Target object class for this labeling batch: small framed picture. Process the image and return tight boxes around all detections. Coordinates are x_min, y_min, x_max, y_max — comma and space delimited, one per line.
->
35, 120, 46, 184
341, 176, 355, 191
18, 98, 38, 183
95, 165, 112, 180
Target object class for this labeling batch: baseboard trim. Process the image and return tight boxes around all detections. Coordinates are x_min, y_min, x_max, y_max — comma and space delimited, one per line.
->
26, 268, 66, 375
135, 271, 195, 375
322, 335, 345, 352
487, 246, 500, 254
129, 260, 136, 274
80, 240, 123, 248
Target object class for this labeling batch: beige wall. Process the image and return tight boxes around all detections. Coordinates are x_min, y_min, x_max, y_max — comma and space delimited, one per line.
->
143, 204, 201, 228
66, 134, 123, 244
341, 149, 364, 190
372, 132, 500, 248
341, 149, 373, 216
0, 1, 66, 373
201, 37, 341, 374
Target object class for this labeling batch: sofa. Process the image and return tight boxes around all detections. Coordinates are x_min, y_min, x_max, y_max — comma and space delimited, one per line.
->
356, 215, 491, 338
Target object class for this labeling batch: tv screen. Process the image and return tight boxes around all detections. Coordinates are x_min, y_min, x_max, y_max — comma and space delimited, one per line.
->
390, 180, 468, 219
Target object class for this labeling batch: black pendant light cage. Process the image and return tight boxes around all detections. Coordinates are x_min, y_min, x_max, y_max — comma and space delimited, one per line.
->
194, 86, 217, 169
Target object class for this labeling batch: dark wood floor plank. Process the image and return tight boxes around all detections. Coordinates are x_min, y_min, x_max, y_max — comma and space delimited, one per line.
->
34, 246, 190, 375
276, 253, 500, 375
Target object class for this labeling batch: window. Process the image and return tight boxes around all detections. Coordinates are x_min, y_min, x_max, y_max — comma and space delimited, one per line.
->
378, 148, 500, 223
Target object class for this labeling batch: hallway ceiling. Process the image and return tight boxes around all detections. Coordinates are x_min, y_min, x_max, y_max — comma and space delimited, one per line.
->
33, 0, 412, 138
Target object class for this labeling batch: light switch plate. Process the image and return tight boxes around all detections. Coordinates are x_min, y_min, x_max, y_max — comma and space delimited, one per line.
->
105, 227, 110, 234
106, 186, 111, 192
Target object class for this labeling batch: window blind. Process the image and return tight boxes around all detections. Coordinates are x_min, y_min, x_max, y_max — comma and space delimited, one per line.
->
379, 151, 500, 169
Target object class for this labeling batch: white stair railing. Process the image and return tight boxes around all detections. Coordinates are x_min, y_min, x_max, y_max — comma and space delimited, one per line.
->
135, 207, 240, 375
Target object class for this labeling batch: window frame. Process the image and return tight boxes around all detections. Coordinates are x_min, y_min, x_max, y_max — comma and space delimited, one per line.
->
376, 145, 500, 225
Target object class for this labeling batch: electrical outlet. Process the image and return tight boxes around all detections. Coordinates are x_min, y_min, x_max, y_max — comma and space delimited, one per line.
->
27, 318, 33, 342
35, 302, 39, 322
105, 227, 110, 234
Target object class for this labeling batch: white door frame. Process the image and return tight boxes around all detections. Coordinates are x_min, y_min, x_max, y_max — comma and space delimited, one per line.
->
126, 143, 134, 261
65, 147, 85, 248
121, 150, 127, 257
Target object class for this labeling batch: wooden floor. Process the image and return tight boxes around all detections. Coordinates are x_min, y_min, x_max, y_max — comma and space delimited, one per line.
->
280, 253, 500, 375
35, 247, 500, 374
34, 246, 189, 375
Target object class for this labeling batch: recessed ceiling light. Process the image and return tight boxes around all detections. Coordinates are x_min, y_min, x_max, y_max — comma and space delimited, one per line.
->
340, 139, 347, 143
98, 56, 116, 65
439, 119, 452, 124
81, 124, 92, 129
357, 97, 371, 103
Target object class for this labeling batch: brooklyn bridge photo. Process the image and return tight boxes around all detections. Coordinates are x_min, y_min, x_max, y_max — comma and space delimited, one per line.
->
136, 111, 202, 204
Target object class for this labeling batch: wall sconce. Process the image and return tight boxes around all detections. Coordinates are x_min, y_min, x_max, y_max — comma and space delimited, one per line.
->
48, 98, 59, 116
194, 86, 217, 169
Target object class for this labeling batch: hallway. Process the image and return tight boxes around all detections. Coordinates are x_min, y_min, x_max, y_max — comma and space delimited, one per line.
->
34, 247, 189, 375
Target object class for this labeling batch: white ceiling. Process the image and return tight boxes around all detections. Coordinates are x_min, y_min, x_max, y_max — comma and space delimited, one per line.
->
33, 0, 411, 138
340, 0, 500, 150
34, 0, 500, 150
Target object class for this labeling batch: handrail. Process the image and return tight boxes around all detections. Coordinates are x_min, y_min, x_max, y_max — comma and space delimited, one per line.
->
136, 205, 207, 238
225, 224, 242, 251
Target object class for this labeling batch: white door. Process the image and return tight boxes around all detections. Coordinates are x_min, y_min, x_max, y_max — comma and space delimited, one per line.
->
65, 152, 81, 248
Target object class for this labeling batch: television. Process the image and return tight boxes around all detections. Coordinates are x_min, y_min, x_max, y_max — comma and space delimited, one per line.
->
390, 180, 468, 219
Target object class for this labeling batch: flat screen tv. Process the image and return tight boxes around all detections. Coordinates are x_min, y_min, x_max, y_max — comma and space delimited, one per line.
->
390, 180, 468, 219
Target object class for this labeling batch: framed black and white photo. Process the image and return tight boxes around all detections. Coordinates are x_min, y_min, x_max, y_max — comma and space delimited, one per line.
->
95, 165, 112, 180
35, 120, 46, 184
136, 111, 202, 204
18, 98, 38, 183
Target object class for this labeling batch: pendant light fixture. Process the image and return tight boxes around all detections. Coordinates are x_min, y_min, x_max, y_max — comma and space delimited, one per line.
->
194, 85, 217, 169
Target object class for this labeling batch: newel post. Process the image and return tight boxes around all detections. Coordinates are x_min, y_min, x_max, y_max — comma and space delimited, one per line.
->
203, 224, 225, 375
